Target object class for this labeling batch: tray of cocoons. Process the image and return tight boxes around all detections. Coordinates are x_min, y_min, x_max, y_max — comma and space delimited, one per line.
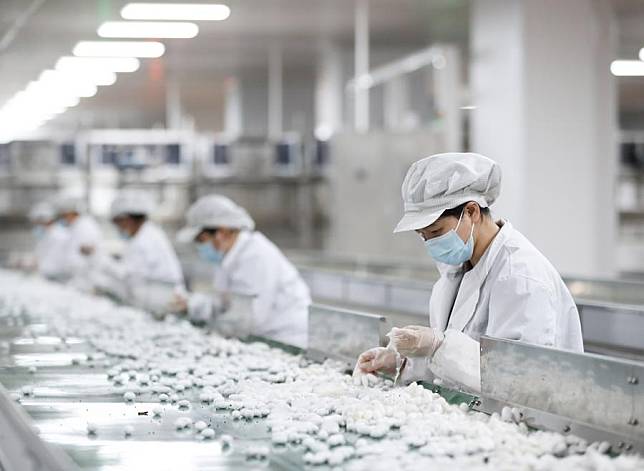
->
0, 269, 643, 471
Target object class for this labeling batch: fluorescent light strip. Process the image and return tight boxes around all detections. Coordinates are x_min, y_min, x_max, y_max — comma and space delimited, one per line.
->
121, 3, 230, 21
40, 68, 117, 87
98, 21, 199, 39
73, 40, 165, 58
56, 56, 140, 73
1, 27, 159, 141
610, 60, 644, 76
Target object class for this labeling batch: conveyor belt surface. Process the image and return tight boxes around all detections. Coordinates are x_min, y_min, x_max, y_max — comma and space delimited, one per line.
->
1, 270, 643, 471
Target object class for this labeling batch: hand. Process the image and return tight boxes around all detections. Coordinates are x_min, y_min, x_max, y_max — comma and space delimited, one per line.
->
353, 347, 398, 376
80, 245, 95, 256
389, 325, 443, 358
169, 293, 188, 314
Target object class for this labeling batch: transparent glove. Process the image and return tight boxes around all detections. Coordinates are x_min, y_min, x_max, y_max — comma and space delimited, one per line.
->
353, 347, 398, 376
80, 245, 95, 256
168, 293, 189, 314
187, 293, 214, 326
389, 325, 444, 358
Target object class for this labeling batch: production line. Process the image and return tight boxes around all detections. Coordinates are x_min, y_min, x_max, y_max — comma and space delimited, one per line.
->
1, 269, 643, 471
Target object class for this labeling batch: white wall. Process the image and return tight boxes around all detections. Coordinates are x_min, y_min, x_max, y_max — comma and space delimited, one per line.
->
471, 0, 617, 277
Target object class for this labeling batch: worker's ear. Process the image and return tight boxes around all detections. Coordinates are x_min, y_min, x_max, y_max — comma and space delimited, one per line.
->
466, 202, 480, 223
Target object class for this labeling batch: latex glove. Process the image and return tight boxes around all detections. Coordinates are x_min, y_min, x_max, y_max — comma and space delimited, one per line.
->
80, 245, 95, 256
187, 293, 214, 326
389, 325, 444, 358
168, 293, 189, 314
353, 347, 398, 376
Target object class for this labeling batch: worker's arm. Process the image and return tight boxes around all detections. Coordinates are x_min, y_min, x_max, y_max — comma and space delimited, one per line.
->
397, 329, 481, 393
487, 275, 557, 347
406, 277, 558, 393
232, 252, 280, 337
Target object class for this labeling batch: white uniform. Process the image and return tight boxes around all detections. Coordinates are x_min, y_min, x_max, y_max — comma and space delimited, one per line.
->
189, 231, 311, 348
63, 215, 104, 289
35, 225, 70, 280
113, 221, 183, 285
401, 221, 583, 392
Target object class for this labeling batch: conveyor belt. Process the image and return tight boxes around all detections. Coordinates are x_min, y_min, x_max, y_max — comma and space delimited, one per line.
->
0, 306, 475, 471
2, 272, 643, 470
0, 320, 311, 470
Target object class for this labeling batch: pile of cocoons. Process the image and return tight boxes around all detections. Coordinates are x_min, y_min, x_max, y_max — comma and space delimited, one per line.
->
1, 270, 643, 470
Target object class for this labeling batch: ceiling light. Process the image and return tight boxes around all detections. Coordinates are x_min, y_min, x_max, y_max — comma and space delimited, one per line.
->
121, 3, 230, 21
98, 21, 199, 39
56, 56, 140, 73
73, 41, 165, 58
33, 73, 98, 98
610, 60, 644, 76
44, 69, 118, 87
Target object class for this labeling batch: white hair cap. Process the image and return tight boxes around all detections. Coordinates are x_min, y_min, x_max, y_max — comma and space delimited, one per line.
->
55, 195, 87, 215
29, 201, 56, 223
177, 194, 255, 243
394, 152, 501, 233
110, 190, 155, 219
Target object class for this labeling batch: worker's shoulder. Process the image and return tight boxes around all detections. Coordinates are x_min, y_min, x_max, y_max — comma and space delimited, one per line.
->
49, 224, 70, 240
138, 221, 164, 238
134, 222, 173, 248
240, 232, 287, 261
495, 228, 562, 291
73, 215, 101, 235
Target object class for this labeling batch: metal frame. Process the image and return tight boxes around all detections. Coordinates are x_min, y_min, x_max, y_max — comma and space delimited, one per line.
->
479, 336, 644, 453
306, 304, 388, 368
297, 264, 644, 359
0, 384, 79, 471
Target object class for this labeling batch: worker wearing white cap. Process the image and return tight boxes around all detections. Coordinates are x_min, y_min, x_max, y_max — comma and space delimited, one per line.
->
354, 152, 583, 392
98, 190, 184, 301
175, 194, 311, 348
26, 201, 69, 280
55, 195, 104, 290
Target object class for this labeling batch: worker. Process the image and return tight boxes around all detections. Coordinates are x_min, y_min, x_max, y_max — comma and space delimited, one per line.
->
55, 195, 104, 291
26, 201, 69, 280
354, 153, 583, 392
97, 190, 184, 301
174, 194, 311, 348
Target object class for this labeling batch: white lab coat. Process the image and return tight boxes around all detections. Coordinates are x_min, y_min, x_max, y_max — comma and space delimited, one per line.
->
401, 221, 583, 392
35, 224, 70, 280
188, 231, 311, 348
62, 215, 104, 290
98, 221, 184, 301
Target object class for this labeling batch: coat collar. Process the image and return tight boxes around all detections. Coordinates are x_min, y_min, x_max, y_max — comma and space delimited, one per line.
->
221, 230, 253, 270
447, 220, 512, 332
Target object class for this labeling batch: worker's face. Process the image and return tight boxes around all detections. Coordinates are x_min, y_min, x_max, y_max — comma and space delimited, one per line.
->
416, 203, 479, 243
196, 228, 237, 253
113, 216, 135, 237
60, 212, 78, 225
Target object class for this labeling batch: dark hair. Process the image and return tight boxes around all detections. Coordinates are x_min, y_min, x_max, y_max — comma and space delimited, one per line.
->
202, 228, 219, 235
439, 201, 490, 220
127, 214, 148, 224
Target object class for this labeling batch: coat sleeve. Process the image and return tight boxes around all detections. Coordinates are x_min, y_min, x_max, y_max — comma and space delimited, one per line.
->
398, 329, 481, 393
486, 275, 557, 347
428, 329, 481, 392
425, 277, 558, 393
38, 231, 72, 279
244, 255, 281, 335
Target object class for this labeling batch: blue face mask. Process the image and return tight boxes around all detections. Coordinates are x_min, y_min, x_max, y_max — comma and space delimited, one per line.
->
424, 210, 475, 266
198, 242, 224, 265
32, 226, 46, 240
118, 229, 131, 241
58, 220, 70, 228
